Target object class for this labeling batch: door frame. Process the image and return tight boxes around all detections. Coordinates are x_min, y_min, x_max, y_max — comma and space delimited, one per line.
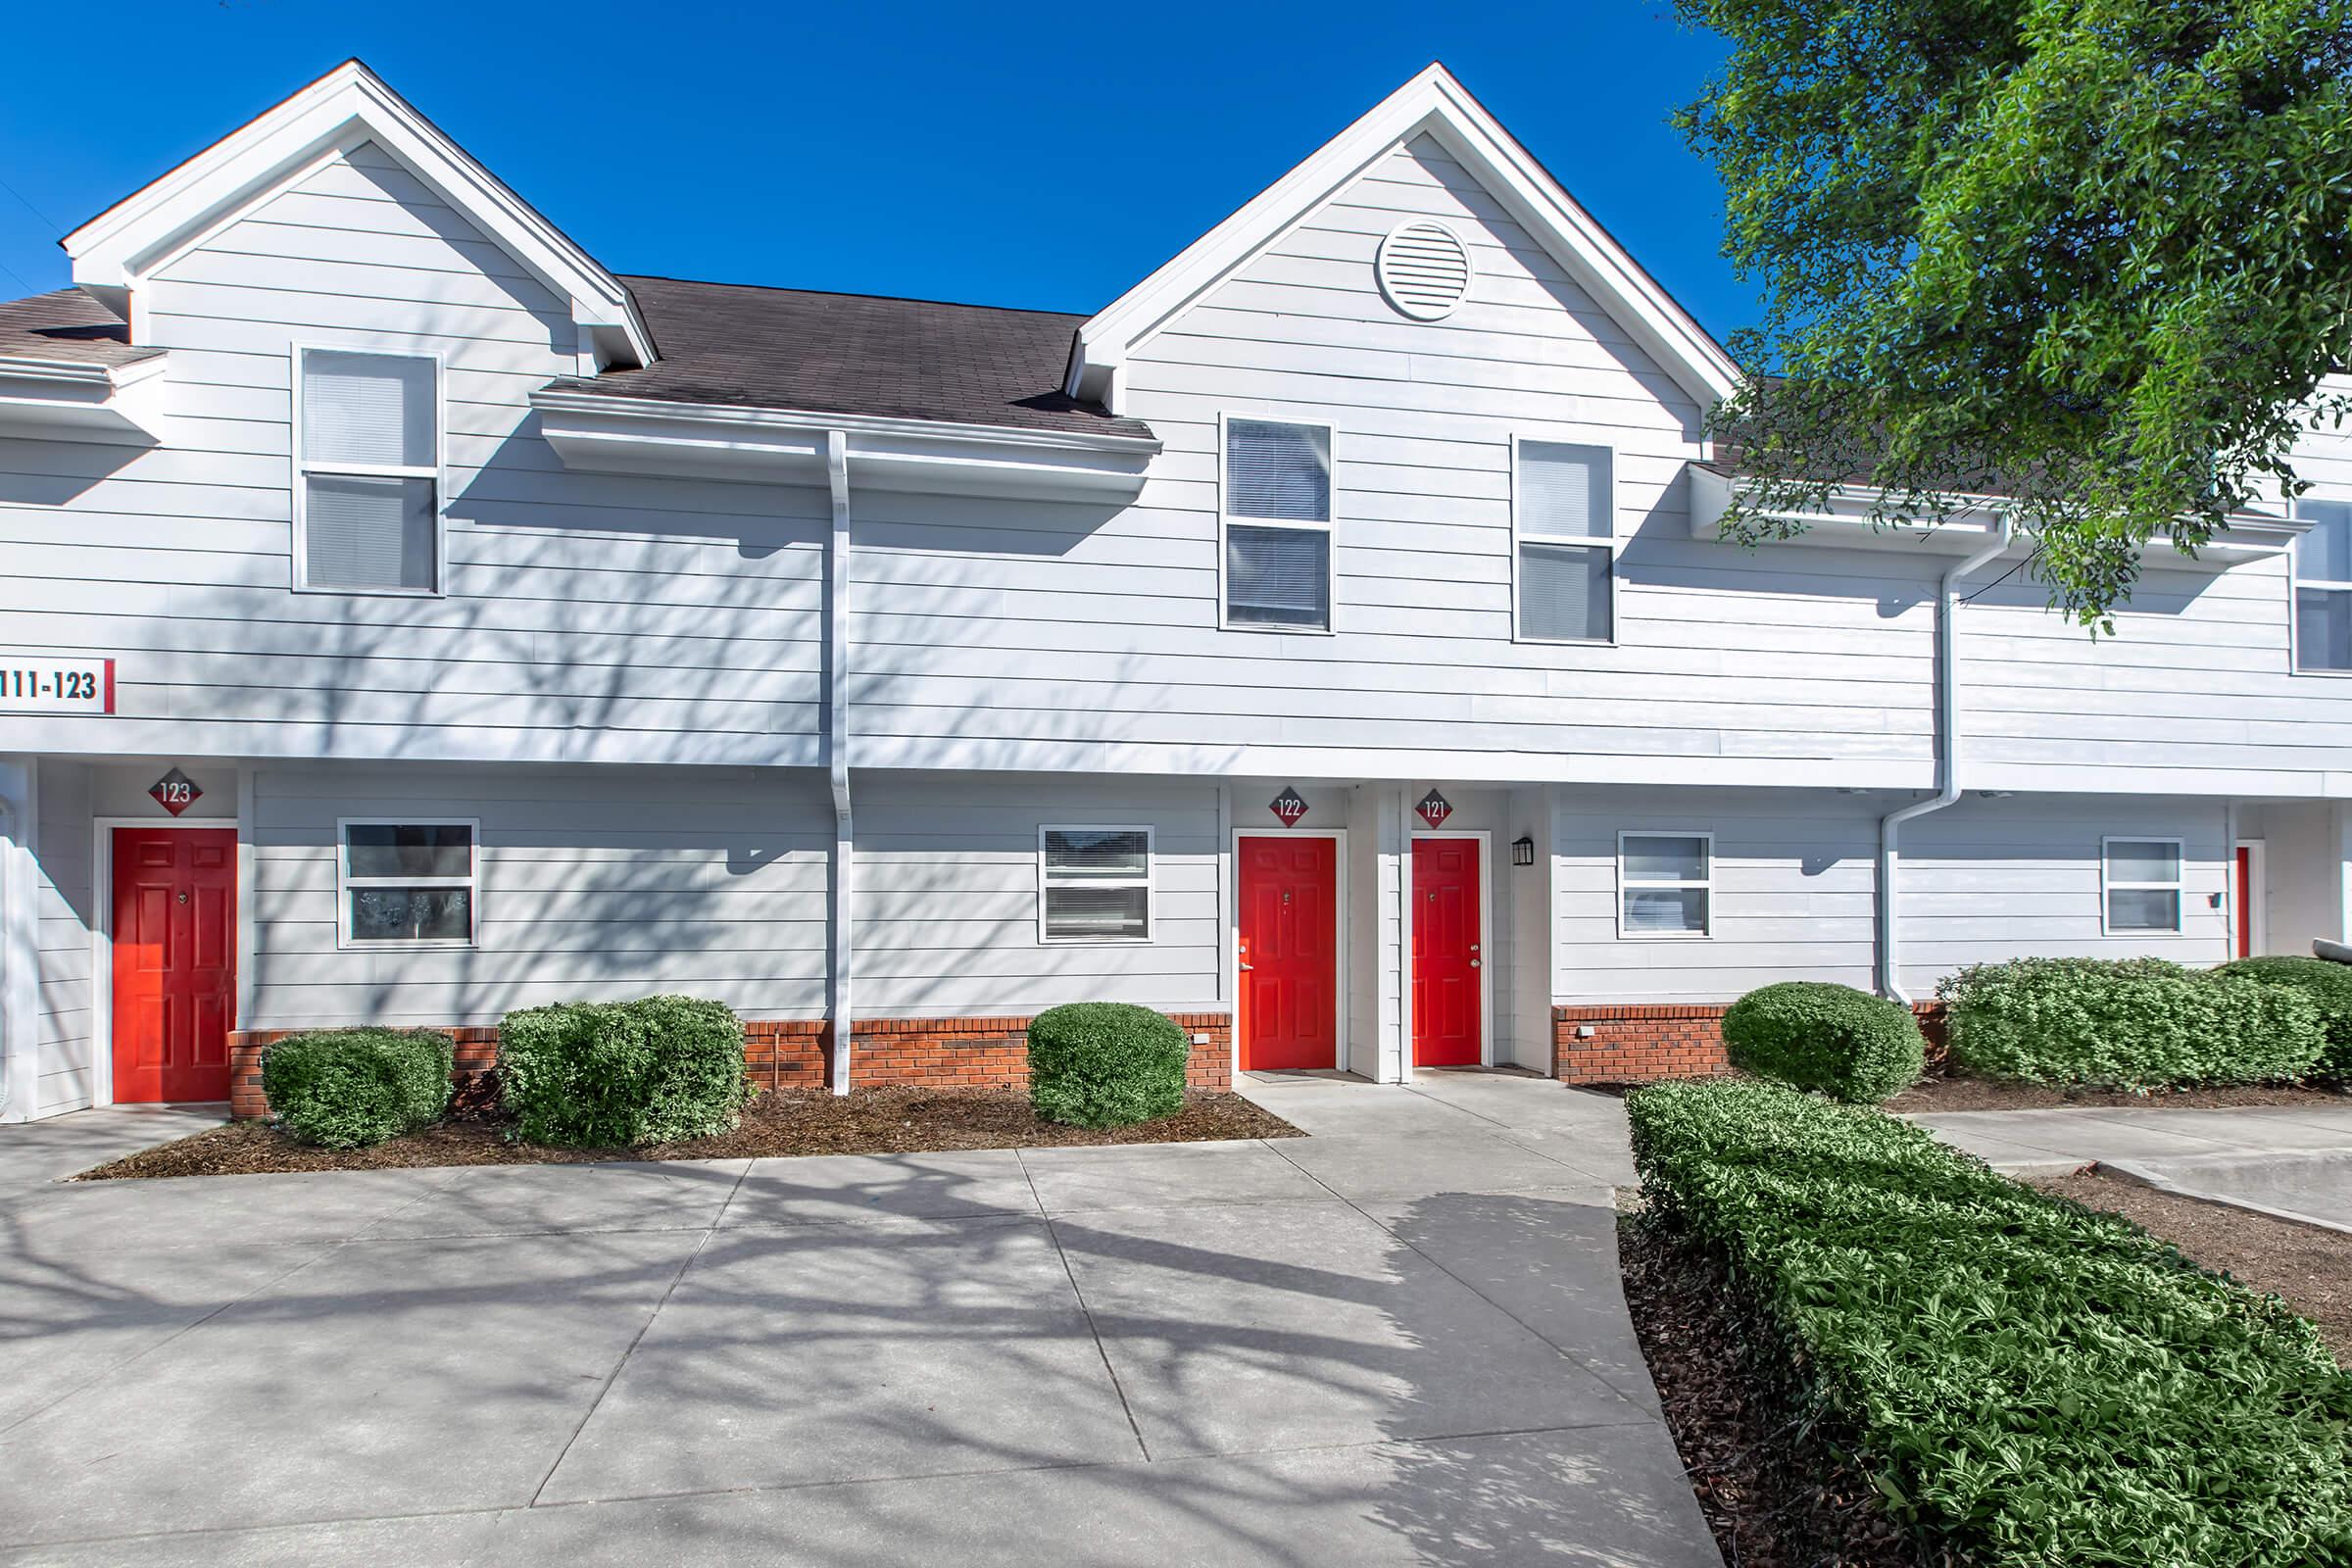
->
2234, 837, 2268, 958
90, 818, 240, 1108
1228, 827, 1348, 1073
1407, 828, 1494, 1072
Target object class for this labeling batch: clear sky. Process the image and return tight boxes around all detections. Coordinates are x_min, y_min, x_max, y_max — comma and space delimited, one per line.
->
0, 0, 1761, 340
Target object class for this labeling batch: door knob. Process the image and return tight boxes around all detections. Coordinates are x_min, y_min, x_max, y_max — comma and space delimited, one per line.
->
1469, 959, 1481, 968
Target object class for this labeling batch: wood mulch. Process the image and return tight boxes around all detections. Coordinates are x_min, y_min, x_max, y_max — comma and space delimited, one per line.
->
1617, 1214, 1917, 1568
73, 1088, 1302, 1181
1887, 1075, 2351, 1113
2031, 1170, 2352, 1365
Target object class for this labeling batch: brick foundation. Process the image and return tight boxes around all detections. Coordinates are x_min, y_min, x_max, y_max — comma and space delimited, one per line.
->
1552, 1001, 1948, 1086
226, 1010, 1231, 1118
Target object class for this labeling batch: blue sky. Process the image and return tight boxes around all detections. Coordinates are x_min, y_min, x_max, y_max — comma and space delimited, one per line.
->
0, 0, 1760, 339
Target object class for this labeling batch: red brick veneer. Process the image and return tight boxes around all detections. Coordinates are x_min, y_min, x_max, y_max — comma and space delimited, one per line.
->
1552, 1001, 1947, 1086
226, 1011, 1231, 1118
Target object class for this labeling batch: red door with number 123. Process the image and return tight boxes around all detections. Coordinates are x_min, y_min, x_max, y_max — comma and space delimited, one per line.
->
112, 827, 236, 1102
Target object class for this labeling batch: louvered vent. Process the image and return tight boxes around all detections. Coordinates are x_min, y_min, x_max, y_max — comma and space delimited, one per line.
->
1375, 220, 1473, 320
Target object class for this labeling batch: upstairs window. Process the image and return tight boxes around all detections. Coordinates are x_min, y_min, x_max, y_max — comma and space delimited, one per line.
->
1039, 827, 1152, 942
1515, 440, 1614, 642
2293, 498, 2352, 672
1618, 831, 1711, 938
1223, 416, 1333, 630
296, 348, 440, 594
2102, 837, 2182, 934
339, 820, 476, 946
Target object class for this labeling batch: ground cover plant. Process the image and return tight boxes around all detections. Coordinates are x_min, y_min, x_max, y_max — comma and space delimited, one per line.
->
1027, 1002, 1190, 1127
261, 1028, 454, 1149
1629, 1079, 2352, 1566
1938, 956, 2326, 1088
500, 996, 751, 1147
1721, 980, 1923, 1103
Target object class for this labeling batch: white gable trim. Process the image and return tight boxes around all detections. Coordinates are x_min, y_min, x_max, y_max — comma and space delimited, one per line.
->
1069, 64, 1740, 413
63, 60, 655, 369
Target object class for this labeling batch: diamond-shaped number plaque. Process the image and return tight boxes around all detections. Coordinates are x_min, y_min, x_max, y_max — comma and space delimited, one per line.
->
148, 767, 201, 816
1268, 786, 1309, 825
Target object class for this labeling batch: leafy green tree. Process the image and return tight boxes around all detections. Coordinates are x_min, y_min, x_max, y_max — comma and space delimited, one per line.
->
1672, 0, 2352, 627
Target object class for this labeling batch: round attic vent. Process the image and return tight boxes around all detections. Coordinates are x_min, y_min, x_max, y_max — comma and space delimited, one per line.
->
1375, 220, 1473, 321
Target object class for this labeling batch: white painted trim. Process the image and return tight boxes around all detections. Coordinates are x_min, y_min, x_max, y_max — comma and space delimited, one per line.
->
1218, 411, 1339, 635
1615, 828, 1714, 941
1070, 64, 1740, 410
334, 817, 480, 950
291, 343, 448, 597
0, 759, 36, 1123
2100, 834, 2186, 937
89, 815, 241, 1109
1036, 824, 1156, 945
1230, 826, 1348, 1072
1406, 828, 1494, 1071
2234, 837, 2269, 957
1510, 434, 1619, 646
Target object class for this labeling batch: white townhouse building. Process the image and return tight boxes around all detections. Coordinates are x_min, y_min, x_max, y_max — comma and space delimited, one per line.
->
4, 60, 2350, 1120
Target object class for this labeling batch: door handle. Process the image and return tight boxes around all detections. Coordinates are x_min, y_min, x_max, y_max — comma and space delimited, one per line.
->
1239, 962, 1254, 971
1469, 959, 1481, 968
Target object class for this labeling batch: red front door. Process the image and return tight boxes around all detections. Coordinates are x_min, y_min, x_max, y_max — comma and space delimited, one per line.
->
1238, 835, 1338, 1071
112, 827, 237, 1102
2234, 846, 2254, 958
1412, 837, 1482, 1067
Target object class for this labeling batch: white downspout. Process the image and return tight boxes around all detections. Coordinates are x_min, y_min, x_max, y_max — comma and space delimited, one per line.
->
825, 430, 855, 1095
1878, 515, 2015, 1003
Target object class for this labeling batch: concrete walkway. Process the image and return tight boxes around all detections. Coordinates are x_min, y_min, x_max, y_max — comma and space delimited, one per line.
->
0, 1076, 1715, 1567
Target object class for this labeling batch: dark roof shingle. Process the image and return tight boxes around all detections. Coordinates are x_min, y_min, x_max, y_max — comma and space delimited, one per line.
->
0, 289, 155, 369
549, 275, 1148, 438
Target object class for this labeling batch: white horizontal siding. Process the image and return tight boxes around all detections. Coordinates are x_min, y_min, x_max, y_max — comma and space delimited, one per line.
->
244, 761, 831, 1028
31, 760, 94, 1115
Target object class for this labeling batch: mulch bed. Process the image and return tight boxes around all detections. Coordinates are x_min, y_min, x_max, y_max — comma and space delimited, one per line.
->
1617, 1213, 1916, 1568
2031, 1170, 2352, 1365
74, 1088, 1302, 1181
1887, 1074, 2351, 1113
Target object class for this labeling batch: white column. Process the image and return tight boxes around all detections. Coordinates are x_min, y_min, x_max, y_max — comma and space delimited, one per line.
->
0, 757, 38, 1123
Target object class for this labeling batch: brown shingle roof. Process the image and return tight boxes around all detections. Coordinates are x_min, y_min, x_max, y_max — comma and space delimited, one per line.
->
0, 289, 155, 369
548, 275, 1149, 438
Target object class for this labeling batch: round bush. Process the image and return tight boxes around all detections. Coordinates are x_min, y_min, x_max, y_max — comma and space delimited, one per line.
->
1028, 1003, 1189, 1127
1722, 980, 1926, 1103
262, 1028, 454, 1149
499, 996, 749, 1147
2217, 956, 2352, 1081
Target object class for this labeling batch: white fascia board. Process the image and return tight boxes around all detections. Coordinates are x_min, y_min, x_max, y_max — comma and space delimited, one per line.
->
1688, 462, 2305, 572
1070, 64, 1740, 411
63, 61, 654, 368
0, 353, 168, 446
530, 389, 1162, 503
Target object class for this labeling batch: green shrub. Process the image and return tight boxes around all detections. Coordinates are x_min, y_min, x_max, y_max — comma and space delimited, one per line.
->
1027, 1003, 1189, 1127
1938, 956, 2326, 1088
262, 1028, 454, 1149
2218, 955, 2352, 1080
1721, 980, 1925, 1102
1630, 1079, 2352, 1566
498, 996, 749, 1147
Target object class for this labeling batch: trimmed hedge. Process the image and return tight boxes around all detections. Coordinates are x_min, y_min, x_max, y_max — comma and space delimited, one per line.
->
1630, 1079, 2352, 1566
1938, 956, 2326, 1088
1028, 1003, 1188, 1127
262, 1028, 454, 1149
499, 996, 749, 1147
2219, 955, 2352, 1081
1721, 980, 1924, 1103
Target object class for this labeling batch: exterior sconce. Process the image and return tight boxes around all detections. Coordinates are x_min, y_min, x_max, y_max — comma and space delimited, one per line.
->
1511, 835, 1536, 867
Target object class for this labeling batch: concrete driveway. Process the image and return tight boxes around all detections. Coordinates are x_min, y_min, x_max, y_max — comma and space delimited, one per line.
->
0, 1078, 1715, 1567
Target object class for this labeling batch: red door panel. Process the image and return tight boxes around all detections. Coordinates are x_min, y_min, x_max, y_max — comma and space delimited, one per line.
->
2233, 846, 2253, 958
112, 827, 237, 1102
1412, 837, 1482, 1067
1238, 836, 1338, 1071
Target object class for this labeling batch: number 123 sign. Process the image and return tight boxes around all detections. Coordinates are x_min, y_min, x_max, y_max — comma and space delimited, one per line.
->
0, 659, 115, 715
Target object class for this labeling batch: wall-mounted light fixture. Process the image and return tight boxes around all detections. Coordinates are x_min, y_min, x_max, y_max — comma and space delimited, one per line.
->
1511, 835, 1536, 867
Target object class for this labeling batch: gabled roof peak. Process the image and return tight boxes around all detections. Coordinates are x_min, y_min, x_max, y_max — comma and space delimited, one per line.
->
1068, 62, 1739, 411
62, 60, 655, 369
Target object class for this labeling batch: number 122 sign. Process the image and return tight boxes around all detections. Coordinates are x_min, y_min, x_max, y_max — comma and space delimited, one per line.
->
0, 659, 115, 715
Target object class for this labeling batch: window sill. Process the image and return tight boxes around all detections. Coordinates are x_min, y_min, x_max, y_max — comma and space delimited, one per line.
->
294, 584, 447, 600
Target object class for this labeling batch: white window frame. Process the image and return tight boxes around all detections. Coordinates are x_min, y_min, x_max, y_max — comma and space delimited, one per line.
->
1510, 435, 1619, 646
336, 817, 480, 950
2100, 835, 2184, 936
1616, 829, 1713, 940
1037, 824, 1155, 945
1218, 412, 1337, 636
292, 342, 448, 597
2288, 493, 2352, 676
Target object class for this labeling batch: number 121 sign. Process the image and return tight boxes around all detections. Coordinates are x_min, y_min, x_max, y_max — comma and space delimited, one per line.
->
0, 659, 115, 714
